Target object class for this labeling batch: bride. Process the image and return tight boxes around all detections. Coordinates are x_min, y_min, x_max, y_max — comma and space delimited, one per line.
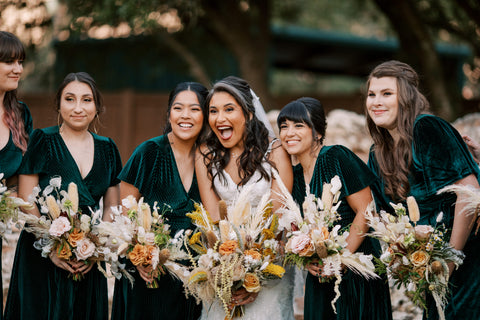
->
195, 76, 295, 320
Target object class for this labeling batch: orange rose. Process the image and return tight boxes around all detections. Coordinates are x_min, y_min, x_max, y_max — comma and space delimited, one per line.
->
412, 266, 426, 281
68, 228, 84, 247
56, 243, 72, 260
410, 250, 430, 267
244, 249, 262, 261
243, 272, 261, 293
129, 244, 147, 266
218, 240, 238, 255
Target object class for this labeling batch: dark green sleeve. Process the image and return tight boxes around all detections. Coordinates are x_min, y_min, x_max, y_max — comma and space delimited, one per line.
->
107, 137, 122, 187
317, 145, 377, 198
19, 102, 33, 135
118, 139, 158, 194
18, 129, 48, 175
412, 115, 479, 191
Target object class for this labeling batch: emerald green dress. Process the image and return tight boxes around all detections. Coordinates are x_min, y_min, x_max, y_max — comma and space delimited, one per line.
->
292, 145, 392, 320
368, 114, 480, 320
4, 126, 122, 320
111, 135, 202, 320
0, 102, 32, 320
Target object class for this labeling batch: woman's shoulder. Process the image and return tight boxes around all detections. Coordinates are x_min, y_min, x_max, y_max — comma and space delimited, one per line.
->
414, 114, 450, 130
320, 144, 357, 161
130, 135, 169, 157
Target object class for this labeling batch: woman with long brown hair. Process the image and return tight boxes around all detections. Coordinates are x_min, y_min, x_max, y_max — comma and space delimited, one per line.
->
366, 60, 480, 319
0, 31, 32, 319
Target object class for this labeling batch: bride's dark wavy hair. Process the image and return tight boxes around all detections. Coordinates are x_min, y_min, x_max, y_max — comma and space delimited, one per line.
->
203, 76, 273, 189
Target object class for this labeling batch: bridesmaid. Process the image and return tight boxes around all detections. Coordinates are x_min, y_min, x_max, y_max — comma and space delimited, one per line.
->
0, 31, 32, 319
5, 72, 121, 320
365, 60, 480, 319
111, 82, 208, 320
277, 97, 392, 320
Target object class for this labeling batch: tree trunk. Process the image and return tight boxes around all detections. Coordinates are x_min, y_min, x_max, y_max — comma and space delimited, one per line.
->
202, 0, 277, 110
372, 0, 454, 120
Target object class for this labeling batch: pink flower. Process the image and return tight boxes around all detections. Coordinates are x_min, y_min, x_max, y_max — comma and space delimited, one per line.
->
75, 238, 96, 260
286, 234, 315, 257
49, 217, 71, 237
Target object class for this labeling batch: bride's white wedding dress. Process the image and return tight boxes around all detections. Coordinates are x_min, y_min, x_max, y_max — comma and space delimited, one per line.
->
200, 153, 295, 320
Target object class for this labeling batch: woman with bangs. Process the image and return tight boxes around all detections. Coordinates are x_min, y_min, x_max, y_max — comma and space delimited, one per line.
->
277, 97, 392, 320
0, 31, 32, 319
195, 76, 294, 320
366, 60, 480, 319
5, 72, 122, 320
111, 82, 208, 320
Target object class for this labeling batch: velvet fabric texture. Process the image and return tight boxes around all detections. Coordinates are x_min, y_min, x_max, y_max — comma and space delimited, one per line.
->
292, 145, 392, 320
4, 126, 122, 320
0, 102, 32, 320
368, 114, 480, 320
111, 135, 201, 320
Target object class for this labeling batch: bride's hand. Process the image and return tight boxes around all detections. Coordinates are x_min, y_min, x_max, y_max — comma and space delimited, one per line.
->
49, 252, 76, 273
231, 287, 258, 306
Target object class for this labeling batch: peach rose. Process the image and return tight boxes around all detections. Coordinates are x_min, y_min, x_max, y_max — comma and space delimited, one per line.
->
129, 244, 147, 266
286, 234, 315, 257
244, 249, 262, 261
414, 225, 434, 241
243, 272, 261, 293
218, 240, 238, 256
68, 228, 85, 247
412, 266, 426, 281
75, 238, 96, 260
410, 250, 430, 267
56, 243, 72, 260
320, 227, 330, 241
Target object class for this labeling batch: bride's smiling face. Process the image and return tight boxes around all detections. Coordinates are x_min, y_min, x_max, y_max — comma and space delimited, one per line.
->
208, 91, 247, 150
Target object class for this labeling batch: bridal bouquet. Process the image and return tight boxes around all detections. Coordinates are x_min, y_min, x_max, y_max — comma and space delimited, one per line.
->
95, 196, 187, 288
19, 177, 113, 281
179, 185, 285, 319
277, 176, 378, 313
365, 196, 465, 320
0, 173, 32, 237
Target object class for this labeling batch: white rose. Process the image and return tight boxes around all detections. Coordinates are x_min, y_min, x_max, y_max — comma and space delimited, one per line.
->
75, 238, 96, 260
49, 217, 71, 237
145, 232, 155, 245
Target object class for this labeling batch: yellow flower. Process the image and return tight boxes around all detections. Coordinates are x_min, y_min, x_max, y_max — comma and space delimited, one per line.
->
243, 272, 261, 293
189, 232, 203, 246
261, 229, 274, 240
268, 212, 278, 234
410, 250, 430, 267
262, 263, 285, 278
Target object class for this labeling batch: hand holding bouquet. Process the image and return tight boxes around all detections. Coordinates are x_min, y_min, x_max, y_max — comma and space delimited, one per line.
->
365, 196, 465, 320
180, 185, 285, 319
19, 177, 110, 280
0, 173, 32, 238
278, 176, 378, 313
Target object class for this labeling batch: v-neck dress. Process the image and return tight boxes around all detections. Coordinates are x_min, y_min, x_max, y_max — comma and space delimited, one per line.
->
368, 114, 480, 320
0, 102, 32, 320
111, 134, 202, 320
4, 126, 122, 320
292, 145, 392, 320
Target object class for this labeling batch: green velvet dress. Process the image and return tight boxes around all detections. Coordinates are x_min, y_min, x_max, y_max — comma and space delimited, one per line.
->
111, 135, 202, 320
0, 102, 32, 320
292, 145, 392, 320
368, 114, 480, 320
4, 126, 122, 320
